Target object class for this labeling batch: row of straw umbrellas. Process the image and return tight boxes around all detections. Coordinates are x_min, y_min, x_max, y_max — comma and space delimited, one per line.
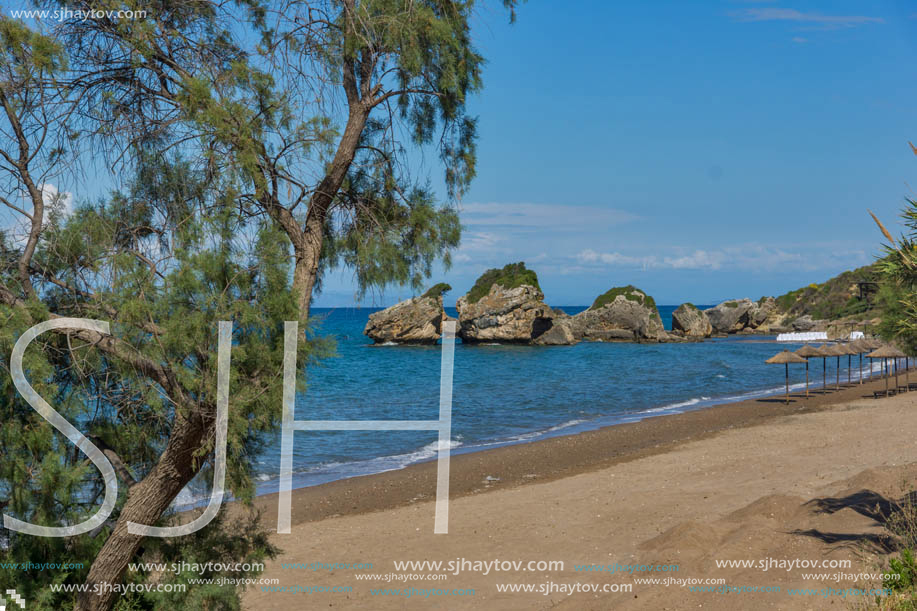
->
766, 339, 910, 404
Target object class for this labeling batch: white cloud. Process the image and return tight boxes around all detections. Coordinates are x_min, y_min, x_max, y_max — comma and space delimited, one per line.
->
575, 244, 849, 273
732, 8, 884, 29
663, 250, 726, 270
460, 202, 639, 230
2, 183, 74, 248
577, 249, 658, 269
576, 249, 728, 271
40, 183, 74, 215
450, 202, 642, 269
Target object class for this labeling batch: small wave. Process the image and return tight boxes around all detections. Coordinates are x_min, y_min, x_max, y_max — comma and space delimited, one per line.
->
642, 396, 712, 414
254, 440, 465, 495
546, 419, 587, 433
467, 418, 594, 447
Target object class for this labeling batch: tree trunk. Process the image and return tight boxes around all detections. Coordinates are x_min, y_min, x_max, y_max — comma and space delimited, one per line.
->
76, 415, 206, 611
290, 103, 368, 324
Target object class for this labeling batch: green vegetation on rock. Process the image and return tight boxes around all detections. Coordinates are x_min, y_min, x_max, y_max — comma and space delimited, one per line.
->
724, 301, 739, 308
466, 262, 540, 304
774, 263, 882, 321
421, 283, 452, 299
590, 285, 658, 314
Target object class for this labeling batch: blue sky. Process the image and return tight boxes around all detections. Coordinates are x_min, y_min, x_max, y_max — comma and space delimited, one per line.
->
319, 0, 917, 307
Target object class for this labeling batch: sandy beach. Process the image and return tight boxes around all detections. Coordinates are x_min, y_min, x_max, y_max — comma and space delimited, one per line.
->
233, 372, 917, 610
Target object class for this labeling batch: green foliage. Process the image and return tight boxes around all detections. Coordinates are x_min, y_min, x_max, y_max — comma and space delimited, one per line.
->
888, 549, 917, 592
0, 155, 318, 608
881, 490, 917, 609
324, 186, 461, 296
57, 0, 503, 301
421, 283, 451, 300
774, 264, 882, 321
0, 16, 67, 75
724, 301, 739, 308
466, 262, 539, 304
590, 285, 657, 313
115, 512, 277, 611
875, 197, 917, 354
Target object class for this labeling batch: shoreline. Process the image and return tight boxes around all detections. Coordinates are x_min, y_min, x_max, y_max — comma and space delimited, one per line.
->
235, 345, 890, 506
240, 360, 917, 610
244, 366, 911, 528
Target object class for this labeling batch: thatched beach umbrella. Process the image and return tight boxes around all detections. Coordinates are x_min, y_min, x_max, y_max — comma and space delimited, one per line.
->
860, 338, 883, 382
867, 345, 906, 397
815, 343, 831, 393
849, 339, 870, 384
795, 344, 826, 398
838, 343, 857, 386
822, 344, 846, 391
766, 350, 807, 404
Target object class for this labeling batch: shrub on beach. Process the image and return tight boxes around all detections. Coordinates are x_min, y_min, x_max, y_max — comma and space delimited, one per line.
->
870, 489, 917, 610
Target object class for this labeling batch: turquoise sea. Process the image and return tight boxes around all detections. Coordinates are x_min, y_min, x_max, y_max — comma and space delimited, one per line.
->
175, 306, 880, 506
171, 305, 877, 505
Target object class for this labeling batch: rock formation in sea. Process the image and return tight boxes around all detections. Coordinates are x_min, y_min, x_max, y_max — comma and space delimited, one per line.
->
456, 263, 566, 344
704, 299, 755, 334
569, 285, 669, 342
363, 284, 450, 344
671, 303, 713, 338
704, 297, 783, 334
533, 308, 578, 345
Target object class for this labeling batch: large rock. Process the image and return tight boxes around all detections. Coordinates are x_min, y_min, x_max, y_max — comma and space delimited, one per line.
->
570, 286, 668, 342
792, 314, 817, 331
455, 284, 554, 344
457, 263, 575, 344
704, 297, 780, 334
457, 283, 560, 343
532, 317, 577, 345
749, 296, 777, 329
704, 299, 755, 334
671, 303, 713, 338
364, 292, 447, 344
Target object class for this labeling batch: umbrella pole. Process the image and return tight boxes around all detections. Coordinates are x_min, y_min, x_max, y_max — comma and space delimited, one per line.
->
895, 358, 899, 394
835, 356, 839, 391
847, 355, 851, 385
907, 357, 910, 392
886, 358, 890, 397
859, 353, 862, 384
823, 358, 827, 393
805, 360, 809, 399
785, 363, 789, 405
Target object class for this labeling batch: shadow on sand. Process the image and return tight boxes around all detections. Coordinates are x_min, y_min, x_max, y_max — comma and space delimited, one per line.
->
787, 490, 917, 554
